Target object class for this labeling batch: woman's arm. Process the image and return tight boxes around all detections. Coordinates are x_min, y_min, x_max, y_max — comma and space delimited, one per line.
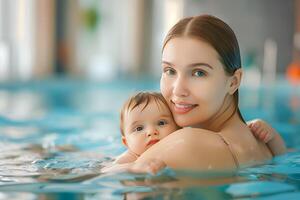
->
248, 119, 287, 156
135, 128, 237, 171
103, 129, 236, 174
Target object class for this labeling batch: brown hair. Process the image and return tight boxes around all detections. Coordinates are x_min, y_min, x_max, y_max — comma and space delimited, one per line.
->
162, 14, 245, 123
120, 92, 170, 136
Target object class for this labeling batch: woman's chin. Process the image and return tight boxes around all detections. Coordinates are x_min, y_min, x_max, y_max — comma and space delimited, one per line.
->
174, 116, 206, 128
174, 117, 196, 128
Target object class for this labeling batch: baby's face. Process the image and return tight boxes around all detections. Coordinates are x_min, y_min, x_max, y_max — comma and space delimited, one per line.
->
123, 99, 178, 155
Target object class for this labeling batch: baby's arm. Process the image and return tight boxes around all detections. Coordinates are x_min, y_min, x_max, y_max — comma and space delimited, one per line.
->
248, 119, 287, 156
102, 158, 166, 175
114, 150, 138, 164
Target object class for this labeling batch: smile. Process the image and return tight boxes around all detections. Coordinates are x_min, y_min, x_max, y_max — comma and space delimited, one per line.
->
172, 101, 198, 114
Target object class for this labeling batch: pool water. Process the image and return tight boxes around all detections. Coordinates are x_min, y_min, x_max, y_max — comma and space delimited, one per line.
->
0, 78, 299, 199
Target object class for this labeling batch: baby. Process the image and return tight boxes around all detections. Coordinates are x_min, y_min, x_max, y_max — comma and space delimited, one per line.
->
115, 92, 179, 164
115, 92, 286, 165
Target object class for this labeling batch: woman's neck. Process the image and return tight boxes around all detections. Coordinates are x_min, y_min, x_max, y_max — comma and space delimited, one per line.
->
193, 95, 242, 132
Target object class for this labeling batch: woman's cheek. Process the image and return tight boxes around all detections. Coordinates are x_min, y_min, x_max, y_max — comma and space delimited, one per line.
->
196, 80, 219, 100
206, 88, 227, 112
160, 76, 170, 99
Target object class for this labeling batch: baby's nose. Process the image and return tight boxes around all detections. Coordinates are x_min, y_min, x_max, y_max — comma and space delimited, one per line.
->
147, 128, 158, 137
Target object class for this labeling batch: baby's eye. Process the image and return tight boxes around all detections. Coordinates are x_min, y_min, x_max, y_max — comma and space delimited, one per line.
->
163, 67, 176, 76
158, 120, 167, 126
192, 69, 206, 77
135, 126, 144, 132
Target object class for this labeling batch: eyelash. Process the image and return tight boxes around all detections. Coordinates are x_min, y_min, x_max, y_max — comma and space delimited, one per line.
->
132, 120, 168, 133
164, 67, 207, 77
192, 69, 206, 77
163, 67, 176, 75
158, 120, 168, 126
134, 125, 144, 132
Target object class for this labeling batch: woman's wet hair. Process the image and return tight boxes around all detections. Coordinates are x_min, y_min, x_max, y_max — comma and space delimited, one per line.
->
162, 14, 245, 122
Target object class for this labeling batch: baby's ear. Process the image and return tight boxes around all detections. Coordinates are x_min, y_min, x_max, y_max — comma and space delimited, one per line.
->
228, 68, 243, 95
122, 136, 128, 147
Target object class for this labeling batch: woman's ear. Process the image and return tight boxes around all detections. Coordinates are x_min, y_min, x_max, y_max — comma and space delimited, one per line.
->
228, 69, 243, 95
122, 136, 128, 147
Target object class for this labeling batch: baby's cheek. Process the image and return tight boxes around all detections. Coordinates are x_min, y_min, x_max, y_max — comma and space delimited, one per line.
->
169, 126, 178, 135
129, 138, 147, 155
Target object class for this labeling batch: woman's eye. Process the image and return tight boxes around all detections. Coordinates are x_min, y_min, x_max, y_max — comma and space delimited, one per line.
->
163, 67, 176, 75
158, 120, 167, 126
193, 70, 206, 77
135, 126, 144, 132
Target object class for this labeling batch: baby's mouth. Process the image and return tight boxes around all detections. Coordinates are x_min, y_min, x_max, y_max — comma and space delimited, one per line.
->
147, 139, 160, 146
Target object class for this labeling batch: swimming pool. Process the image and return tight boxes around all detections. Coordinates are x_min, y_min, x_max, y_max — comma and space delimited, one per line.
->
0, 78, 299, 199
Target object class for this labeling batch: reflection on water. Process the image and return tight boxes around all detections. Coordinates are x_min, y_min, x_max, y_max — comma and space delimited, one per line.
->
0, 142, 300, 199
0, 79, 299, 199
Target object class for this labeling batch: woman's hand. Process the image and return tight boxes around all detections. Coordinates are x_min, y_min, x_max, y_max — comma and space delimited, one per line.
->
247, 119, 275, 143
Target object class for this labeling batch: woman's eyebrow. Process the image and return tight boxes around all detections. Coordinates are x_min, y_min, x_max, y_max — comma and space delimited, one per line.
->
161, 61, 174, 66
162, 61, 213, 69
187, 62, 213, 69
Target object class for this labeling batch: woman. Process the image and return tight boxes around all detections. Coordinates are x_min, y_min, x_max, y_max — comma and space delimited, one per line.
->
104, 15, 285, 174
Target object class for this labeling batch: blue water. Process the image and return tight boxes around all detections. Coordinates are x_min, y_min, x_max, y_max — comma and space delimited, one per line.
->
0, 78, 299, 199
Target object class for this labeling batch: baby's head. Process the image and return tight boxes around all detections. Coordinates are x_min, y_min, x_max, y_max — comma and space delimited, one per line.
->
120, 92, 179, 156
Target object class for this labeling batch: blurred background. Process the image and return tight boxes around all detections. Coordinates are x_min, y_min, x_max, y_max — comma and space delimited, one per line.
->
0, 1, 300, 198
0, 0, 299, 84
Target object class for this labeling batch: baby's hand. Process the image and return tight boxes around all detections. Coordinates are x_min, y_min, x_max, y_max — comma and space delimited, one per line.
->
130, 159, 166, 175
101, 158, 166, 175
247, 119, 275, 143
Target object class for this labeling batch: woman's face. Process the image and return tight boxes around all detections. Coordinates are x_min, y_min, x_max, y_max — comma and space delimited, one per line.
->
160, 37, 232, 128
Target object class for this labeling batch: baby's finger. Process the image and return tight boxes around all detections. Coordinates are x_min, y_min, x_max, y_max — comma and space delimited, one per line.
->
251, 126, 263, 137
263, 133, 272, 143
249, 123, 258, 132
247, 122, 253, 129
130, 163, 149, 174
253, 127, 263, 138
146, 161, 156, 172
252, 121, 263, 132
147, 163, 160, 175
149, 160, 166, 174
259, 130, 268, 141
150, 161, 159, 174
146, 166, 155, 175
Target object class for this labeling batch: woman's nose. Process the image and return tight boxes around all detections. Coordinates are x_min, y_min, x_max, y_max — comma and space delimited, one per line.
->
172, 76, 189, 97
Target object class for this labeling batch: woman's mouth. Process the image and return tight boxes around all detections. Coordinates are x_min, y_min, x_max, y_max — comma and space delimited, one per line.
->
172, 101, 198, 114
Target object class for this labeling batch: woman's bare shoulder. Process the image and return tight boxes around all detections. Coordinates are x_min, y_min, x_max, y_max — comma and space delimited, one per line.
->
137, 127, 237, 170
166, 127, 219, 140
